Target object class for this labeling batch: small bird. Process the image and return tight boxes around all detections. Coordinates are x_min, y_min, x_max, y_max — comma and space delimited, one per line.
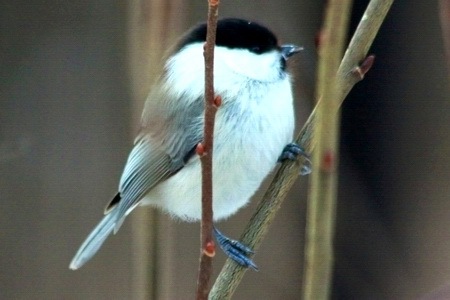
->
70, 18, 308, 271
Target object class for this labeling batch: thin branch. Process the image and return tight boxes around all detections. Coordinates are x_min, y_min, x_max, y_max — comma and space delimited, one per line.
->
196, 1, 220, 300
439, 0, 450, 78
210, 0, 394, 298
302, 0, 353, 298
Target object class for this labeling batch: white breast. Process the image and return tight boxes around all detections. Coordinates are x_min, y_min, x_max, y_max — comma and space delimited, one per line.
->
141, 43, 295, 221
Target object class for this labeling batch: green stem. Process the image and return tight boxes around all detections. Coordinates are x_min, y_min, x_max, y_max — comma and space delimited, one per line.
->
302, 0, 353, 298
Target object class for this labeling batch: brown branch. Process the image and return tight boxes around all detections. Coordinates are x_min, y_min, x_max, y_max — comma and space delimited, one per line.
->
195, 1, 220, 299
302, 0, 353, 298
210, 0, 394, 298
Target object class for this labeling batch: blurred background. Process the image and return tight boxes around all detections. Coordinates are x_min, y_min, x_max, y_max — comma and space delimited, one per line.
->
1, 0, 449, 299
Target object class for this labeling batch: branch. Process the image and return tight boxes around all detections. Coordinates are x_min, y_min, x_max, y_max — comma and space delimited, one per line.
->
439, 0, 450, 78
210, 0, 393, 298
302, 0, 353, 298
195, 1, 220, 299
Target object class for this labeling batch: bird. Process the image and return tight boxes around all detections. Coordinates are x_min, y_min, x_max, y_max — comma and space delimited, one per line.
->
70, 17, 308, 271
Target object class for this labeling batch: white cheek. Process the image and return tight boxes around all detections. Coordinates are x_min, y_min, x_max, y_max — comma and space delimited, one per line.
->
164, 44, 205, 101
215, 48, 283, 82
164, 44, 284, 99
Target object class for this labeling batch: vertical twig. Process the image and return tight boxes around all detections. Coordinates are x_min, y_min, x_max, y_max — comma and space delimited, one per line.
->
127, 1, 186, 298
302, 0, 352, 299
210, 0, 393, 298
439, 0, 450, 78
196, 1, 220, 299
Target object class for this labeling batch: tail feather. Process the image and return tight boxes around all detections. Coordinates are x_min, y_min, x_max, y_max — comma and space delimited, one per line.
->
69, 210, 118, 270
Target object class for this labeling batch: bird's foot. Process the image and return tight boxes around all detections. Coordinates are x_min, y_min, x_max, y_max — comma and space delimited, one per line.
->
213, 227, 258, 271
278, 142, 312, 175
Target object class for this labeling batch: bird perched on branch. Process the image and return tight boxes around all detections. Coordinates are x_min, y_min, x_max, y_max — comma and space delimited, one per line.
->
70, 18, 308, 271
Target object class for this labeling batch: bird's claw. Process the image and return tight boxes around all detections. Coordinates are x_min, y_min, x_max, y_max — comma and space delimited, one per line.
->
279, 142, 312, 175
214, 227, 258, 271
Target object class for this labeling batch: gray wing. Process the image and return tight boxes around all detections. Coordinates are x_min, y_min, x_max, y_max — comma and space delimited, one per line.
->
112, 138, 171, 231
110, 84, 204, 232
70, 80, 205, 269
71, 137, 179, 269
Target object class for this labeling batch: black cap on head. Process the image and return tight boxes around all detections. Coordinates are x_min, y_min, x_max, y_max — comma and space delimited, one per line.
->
176, 18, 279, 54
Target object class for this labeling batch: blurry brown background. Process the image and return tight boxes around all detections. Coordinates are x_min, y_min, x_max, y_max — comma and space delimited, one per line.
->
1, 1, 449, 299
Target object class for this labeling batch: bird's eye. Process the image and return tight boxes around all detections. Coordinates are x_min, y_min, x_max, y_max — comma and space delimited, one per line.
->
250, 46, 262, 54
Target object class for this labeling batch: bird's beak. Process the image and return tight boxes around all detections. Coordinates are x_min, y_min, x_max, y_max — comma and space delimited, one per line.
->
280, 44, 303, 60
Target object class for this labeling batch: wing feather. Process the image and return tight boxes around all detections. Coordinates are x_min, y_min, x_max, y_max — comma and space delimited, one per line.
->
113, 137, 172, 232
72, 62, 207, 268
110, 82, 204, 232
